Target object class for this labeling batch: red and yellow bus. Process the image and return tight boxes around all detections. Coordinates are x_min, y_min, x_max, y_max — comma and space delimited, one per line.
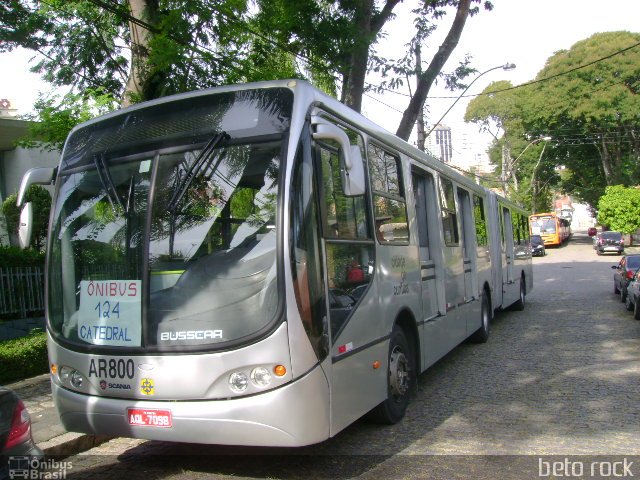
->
529, 213, 571, 246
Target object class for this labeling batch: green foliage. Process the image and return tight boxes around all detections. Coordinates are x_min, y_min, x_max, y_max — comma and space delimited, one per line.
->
0, 245, 44, 267
0, 329, 49, 384
19, 88, 118, 151
597, 185, 640, 234
465, 31, 640, 211
2, 185, 52, 250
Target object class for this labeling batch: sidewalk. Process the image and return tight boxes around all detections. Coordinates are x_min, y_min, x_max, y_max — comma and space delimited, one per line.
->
5, 374, 111, 456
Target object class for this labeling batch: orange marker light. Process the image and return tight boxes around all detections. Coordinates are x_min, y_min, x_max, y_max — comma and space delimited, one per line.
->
372, 361, 381, 370
273, 365, 287, 377
51, 364, 57, 375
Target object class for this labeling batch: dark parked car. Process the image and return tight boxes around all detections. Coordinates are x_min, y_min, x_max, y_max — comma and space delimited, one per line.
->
587, 227, 598, 237
596, 231, 624, 255
0, 387, 43, 457
530, 234, 546, 257
612, 254, 640, 302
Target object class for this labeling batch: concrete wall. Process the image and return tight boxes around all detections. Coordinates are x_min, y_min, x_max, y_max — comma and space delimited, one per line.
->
0, 146, 60, 246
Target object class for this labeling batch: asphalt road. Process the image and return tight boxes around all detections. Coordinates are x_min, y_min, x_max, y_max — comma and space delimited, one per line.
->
50, 232, 640, 479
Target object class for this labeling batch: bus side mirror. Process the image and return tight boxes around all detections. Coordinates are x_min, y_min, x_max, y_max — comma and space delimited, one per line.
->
18, 202, 34, 249
311, 117, 365, 197
16, 167, 56, 249
17, 167, 56, 207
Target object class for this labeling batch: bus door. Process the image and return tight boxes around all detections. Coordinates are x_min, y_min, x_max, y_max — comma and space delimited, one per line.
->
457, 188, 477, 304
412, 170, 451, 365
312, 127, 386, 436
438, 177, 467, 345
412, 170, 442, 320
501, 206, 516, 290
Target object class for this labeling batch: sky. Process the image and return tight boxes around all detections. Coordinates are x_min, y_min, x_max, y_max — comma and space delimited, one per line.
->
1, 0, 639, 168
362, 0, 640, 169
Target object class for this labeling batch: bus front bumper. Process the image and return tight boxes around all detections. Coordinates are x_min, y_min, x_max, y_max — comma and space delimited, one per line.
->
52, 365, 330, 447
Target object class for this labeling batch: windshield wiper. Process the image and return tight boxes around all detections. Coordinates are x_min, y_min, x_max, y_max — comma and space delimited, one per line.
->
166, 131, 230, 257
167, 131, 230, 213
94, 154, 125, 214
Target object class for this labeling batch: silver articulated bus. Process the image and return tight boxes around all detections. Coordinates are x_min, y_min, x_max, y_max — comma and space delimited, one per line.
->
17, 80, 532, 447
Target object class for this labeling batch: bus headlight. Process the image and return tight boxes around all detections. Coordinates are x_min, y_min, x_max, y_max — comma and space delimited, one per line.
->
250, 367, 272, 388
59, 366, 73, 383
228, 372, 249, 393
70, 370, 84, 388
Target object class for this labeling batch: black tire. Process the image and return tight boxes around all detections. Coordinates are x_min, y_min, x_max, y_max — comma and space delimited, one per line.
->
625, 293, 634, 311
469, 293, 491, 343
511, 277, 526, 311
634, 299, 640, 320
369, 326, 414, 425
614, 281, 620, 295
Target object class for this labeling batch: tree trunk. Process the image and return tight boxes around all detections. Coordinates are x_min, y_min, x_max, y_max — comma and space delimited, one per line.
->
122, 0, 159, 107
341, 0, 402, 112
599, 138, 615, 185
395, 0, 472, 141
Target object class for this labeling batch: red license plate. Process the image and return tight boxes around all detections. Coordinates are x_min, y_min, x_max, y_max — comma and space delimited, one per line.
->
127, 408, 172, 428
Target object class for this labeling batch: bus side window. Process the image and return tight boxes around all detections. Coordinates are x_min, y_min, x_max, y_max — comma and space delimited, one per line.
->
367, 144, 408, 244
439, 177, 459, 246
472, 194, 488, 247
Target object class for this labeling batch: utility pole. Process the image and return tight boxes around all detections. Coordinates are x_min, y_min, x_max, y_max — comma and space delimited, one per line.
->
415, 44, 426, 152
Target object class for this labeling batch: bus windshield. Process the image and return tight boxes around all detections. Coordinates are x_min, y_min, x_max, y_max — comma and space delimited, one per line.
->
530, 216, 556, 234
48, 88, 293, 351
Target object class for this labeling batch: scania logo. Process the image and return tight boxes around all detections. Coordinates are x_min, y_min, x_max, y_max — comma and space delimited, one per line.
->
99, 380, 132, 390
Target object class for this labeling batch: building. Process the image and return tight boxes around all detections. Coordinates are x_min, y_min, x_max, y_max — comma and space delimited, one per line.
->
427, 124, 453, 164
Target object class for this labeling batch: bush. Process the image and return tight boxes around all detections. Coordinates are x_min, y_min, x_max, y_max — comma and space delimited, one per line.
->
0, 329, 49, 384
0, 245, 45, 267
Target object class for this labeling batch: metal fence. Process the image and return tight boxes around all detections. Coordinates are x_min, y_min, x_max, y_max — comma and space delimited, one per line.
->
0, 267, 45, 318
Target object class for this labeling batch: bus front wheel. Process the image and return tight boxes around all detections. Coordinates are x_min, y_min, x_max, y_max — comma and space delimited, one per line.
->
369, 325, 413, 425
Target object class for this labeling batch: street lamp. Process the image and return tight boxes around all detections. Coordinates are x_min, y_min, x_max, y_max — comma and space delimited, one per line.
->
425, 62, 516, 138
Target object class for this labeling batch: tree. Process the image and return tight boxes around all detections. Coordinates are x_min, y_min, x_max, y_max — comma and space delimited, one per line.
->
465, 31, 640, 211
0, 0, 283, 105
524, 32, 640, 190
2, 185, 52, 250
597, 185, 640, 234
253, 0, 491, 126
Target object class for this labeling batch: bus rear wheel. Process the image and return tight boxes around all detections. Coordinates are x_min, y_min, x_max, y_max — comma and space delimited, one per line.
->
512, 277, 526, 311
369, 325, 413, 425
469, 294, 491, 343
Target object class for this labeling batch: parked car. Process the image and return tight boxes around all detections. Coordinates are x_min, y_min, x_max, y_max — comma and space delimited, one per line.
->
624, 269, 640, 319
587, 227, 598, 237
595, 231, 624, 255
612, 254, 640, 302
0, 387, 43, 457
530, 234, 546, 257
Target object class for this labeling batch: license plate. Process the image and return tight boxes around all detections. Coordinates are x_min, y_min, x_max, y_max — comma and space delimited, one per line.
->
127, 408, 172, 428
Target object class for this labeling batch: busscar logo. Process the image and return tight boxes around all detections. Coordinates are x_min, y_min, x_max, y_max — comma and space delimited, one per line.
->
140, 378, 154, 396
160, 330, 223, 342
99, 380, 107, 390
